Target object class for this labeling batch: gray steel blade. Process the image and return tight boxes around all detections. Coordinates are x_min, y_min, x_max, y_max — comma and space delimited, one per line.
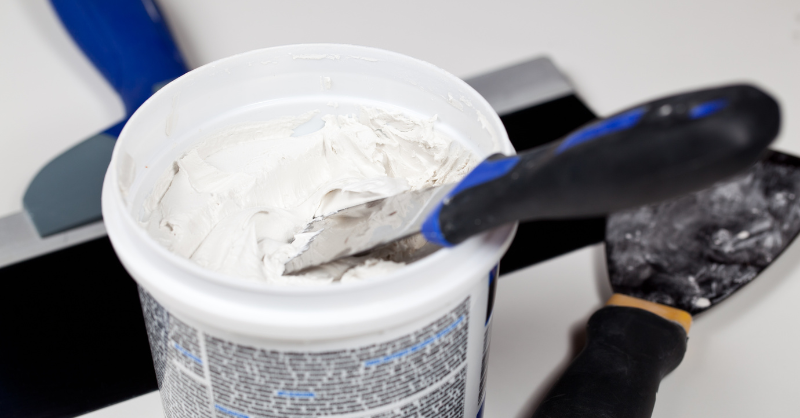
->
284, 184, 455, 274
606, 151, 800, 315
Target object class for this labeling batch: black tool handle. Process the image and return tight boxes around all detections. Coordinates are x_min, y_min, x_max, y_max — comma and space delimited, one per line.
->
531, 306, 688, 418
422, 84, 780, 246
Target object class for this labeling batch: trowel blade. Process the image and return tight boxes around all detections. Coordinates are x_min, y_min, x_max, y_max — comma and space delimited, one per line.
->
284, 184, 455, 275
606, 150, 800, 315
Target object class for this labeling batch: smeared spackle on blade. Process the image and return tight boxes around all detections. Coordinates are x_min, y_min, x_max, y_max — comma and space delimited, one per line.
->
606, 156, 800, 314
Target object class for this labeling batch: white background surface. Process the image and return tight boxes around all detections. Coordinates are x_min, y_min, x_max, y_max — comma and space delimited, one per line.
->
1, 0, 799, 417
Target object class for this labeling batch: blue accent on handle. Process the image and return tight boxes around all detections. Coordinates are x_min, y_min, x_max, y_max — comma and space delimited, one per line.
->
50, 0, 188, 136
556, 107, 647, 154
690, 99, 728, 119
449, 157, 521, 194
420, 205, 450, 246
421, 156, 520, 246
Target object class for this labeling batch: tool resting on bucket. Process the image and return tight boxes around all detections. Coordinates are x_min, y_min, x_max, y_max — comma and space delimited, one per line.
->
530, 150, 800, 418
285, 84, 780, 274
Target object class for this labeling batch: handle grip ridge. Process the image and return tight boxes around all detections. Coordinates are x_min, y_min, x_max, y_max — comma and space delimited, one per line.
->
531, 306, 688, 418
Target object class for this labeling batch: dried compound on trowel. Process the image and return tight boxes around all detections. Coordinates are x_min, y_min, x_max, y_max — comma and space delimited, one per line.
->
607, 152, 800, 314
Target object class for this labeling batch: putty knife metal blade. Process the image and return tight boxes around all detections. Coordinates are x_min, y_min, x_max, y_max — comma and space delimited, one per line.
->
284, 185, 454, 275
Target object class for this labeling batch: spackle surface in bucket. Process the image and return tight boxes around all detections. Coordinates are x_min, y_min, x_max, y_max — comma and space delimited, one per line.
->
140, 107, 477, 284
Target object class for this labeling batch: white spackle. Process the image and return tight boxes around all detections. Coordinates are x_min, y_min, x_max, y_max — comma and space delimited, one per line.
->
694, 297, 711, 309
347, 55, 378, 62
117, 151, 137, 201
736, 230, 751, 239
321, 76, 332, 90
447, 93, 464, 111
142, 108, 477, 285
475, 110, 500, 152
291, 53, 341, 60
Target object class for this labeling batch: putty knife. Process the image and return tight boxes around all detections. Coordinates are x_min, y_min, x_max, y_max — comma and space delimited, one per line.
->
23, 0, 187, 237
285, 84, 780, 274
530, 150, 800, 418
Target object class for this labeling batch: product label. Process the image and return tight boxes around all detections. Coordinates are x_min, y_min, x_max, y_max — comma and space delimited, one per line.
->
139, 287, 471, 418
140, 289, 213, 418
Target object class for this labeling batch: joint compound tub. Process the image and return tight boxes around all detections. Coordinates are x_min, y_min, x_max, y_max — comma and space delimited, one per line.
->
102, 44, 516, 418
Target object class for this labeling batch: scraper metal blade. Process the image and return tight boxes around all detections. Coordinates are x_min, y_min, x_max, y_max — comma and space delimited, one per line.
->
284, 185, 455, 275
605, 150, 800, 315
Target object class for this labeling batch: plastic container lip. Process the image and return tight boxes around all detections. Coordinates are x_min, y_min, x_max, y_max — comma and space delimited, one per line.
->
104, 43, 516, 298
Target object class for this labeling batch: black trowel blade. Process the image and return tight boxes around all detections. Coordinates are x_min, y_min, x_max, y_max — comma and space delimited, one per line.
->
606, 150, 800, 315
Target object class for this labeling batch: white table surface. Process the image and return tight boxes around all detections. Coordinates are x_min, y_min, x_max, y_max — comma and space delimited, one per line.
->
2, 1, 799, 417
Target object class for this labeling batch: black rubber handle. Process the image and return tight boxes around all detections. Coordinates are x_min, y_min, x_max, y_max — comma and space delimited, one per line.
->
434, 84, 780, 245
531, 306, 688, 418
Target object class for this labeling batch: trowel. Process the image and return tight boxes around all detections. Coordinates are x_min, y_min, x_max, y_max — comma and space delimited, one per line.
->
529, 150, 800, 418
285, 84, 780, 274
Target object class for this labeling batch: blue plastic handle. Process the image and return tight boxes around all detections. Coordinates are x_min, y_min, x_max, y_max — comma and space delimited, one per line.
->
556, 107, 647, 154
50, 0, 188, 136
417, 85, 779, 248
421, 156, 520, 246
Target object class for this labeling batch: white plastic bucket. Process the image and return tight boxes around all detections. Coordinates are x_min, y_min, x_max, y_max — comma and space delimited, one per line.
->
102, 44, 516, 418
